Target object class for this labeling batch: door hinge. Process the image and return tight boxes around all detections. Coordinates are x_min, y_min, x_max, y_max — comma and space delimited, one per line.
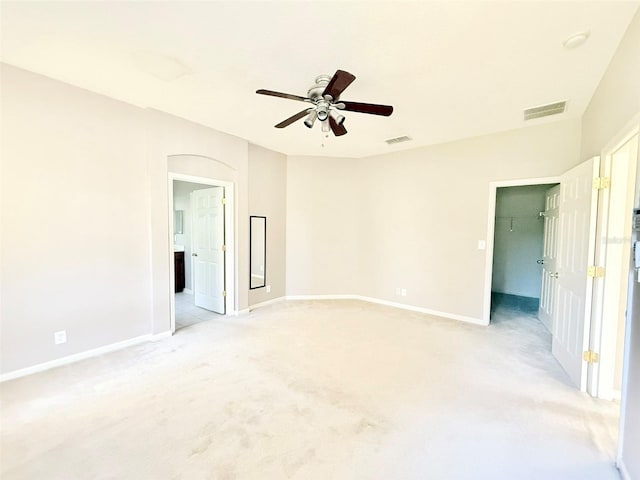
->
223, 290, 227, 297
222, 244, 227, 252
221, 197, 227, 205
593, 177, 611, 189
587, 266, 606, 278
583, 350, 600, 363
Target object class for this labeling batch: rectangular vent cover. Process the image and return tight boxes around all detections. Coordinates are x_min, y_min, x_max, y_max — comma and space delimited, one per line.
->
385, 136, 412, 145
524, 101, 567, 121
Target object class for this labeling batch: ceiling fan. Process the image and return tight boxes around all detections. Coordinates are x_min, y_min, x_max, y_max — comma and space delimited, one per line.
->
256, 69, 393, 137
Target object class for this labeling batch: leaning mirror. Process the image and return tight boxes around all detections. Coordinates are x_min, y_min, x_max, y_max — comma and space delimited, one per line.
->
250, 216, 266, 289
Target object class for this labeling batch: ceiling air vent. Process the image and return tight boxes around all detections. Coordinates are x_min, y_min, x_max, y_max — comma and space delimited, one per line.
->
385, 135, 412, 145
524, 101, 567, 121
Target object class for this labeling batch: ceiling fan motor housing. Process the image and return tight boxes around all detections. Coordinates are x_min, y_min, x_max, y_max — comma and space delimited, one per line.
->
307, 74, 332, 100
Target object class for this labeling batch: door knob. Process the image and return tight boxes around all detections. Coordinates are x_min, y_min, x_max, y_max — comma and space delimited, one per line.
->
192, 253, 198, 256
549, 272, 558, 278
537, 259, 545, 265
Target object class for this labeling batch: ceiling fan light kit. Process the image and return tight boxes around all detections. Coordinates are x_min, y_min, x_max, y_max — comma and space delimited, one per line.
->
256, 69, 393, 137
303, 110, 318, 128
329, 109, 345, 125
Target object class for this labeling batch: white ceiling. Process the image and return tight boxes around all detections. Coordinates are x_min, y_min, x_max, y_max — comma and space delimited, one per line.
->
1, 1, 638, 158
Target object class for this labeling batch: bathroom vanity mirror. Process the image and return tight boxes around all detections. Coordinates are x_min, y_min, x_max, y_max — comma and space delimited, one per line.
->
174, 210, 184, 234
250, 216, 266, 289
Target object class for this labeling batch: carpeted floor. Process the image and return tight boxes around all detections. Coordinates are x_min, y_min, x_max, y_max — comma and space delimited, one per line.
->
0, 300, 621, 479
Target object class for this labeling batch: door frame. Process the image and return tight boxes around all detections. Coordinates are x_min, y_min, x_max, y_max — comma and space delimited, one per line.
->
600, 112, 640, 471
589, 123, 639, 400
538, 184, 561, 333
168, 173, 235, 332
482, 176, 561, 324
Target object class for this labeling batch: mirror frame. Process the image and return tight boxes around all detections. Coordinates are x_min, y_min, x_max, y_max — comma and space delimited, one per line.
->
249, 216, 266, 289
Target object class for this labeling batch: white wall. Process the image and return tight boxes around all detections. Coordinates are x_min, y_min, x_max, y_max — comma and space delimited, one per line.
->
492, 185, 550, 299
0, 63, 257, 375
286, 120, 581, 321
1, 63, 151, 373
578, 9, 640, 479
286, 156, 361, 296
248, 144, 287, 306
581, 10, 640, 160
359, 122, 581, 321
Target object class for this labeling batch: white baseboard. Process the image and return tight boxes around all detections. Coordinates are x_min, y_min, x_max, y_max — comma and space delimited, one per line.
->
0, 331, 172, 383
355, 295, 487, 326
597, 388, 623, 402
0, 296, 484, 382
286, 294, 356, 301
618, 459, 631, 480
285, 294, 487, 326
248, 296, 286, 311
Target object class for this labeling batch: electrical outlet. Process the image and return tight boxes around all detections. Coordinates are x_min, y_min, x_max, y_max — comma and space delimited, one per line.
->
54, 330, 67, 345
395, 287, 401, 295
478, 240, 486, 250
401, 289, 407, 297
266, 285, 271, 293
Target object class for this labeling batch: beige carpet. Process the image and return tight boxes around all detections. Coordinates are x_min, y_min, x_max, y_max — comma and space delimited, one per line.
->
0, 300, 620, 479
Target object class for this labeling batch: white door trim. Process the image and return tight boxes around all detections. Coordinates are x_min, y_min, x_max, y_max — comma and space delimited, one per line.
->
594, 112, 640, 470
483, 176, 561, 324
168, 173, 236, 333
538, 184, 561, 333
590, 131, 639, 399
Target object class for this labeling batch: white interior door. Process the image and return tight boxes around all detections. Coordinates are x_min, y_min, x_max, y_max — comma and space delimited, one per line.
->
539, 184, 560, 332
193, 187, 226, 314
552, 157, 600, 390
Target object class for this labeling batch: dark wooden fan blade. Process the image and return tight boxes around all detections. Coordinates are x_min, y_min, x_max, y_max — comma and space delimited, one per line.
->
274, 109, 313, 128
256, 89, 309, 102
322, 70, 356, 100
329, 116, 347, 136
340, 101, 393, 116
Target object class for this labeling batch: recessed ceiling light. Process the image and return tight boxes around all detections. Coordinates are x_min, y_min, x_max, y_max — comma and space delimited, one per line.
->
563, 31, 590, 49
